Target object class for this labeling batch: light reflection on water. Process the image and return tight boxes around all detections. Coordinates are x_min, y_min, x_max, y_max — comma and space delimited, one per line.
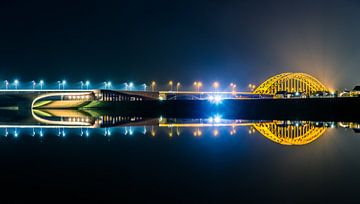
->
0, 108, 359, 145
2, 109, 360, 202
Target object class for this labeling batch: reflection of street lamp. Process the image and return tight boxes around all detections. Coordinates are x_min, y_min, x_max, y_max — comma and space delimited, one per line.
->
151, 81, 156, 92
176, 82, 181, 92
168, 81, 173, 91
213, 81, 219, 92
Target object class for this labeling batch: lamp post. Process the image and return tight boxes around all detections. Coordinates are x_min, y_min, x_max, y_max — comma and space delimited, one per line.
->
4, 80, 9, 90
85, 81, 90, 90
213, 82, 219, 93
143, 84, 147, 91
57, 81, 61, 90
129, 82, 133, 91
124, 83, 128, 91
193, 81, 202, 92
151, 81, 156, 92
62, 80, 66, 90
176, 82, 181, 92
80, 81, 84, 90
32, 80, 36, 90
39, 80, 44, 90
14, 80, 19, 90
248, 84, 256, 91
168, 81, 173, 91
230, 83, 236, 92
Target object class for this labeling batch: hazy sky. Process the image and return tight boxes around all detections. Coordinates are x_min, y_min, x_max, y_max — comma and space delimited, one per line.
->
1, 0, 360, 90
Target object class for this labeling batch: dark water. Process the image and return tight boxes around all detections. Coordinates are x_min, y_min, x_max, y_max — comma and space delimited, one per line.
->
1, 111, 360, 202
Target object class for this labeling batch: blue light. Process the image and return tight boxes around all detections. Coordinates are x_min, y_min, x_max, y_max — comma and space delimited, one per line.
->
208, 114, 222, 123
208, 95, 223, 104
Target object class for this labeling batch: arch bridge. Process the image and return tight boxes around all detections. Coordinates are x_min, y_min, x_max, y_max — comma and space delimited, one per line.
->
254, 72, 328, 95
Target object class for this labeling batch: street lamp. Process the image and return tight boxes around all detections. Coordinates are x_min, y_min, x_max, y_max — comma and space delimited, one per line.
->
14, 79, 19, 90
168, 81, 173, 91
230, 83, 236, 92
143, 84, 147, 91
57, 81, 61, 90
62, 80, 66, 90
39, 80, 44, 90
80, 81, 84, 90
248, 84, 256, 91
4, 80, 9, 90
193, 81, 202, 92
124, 83, 128, 91
85, 81, 90, 90
129, 82, 134, 91
176, 82, 181, 92
151, 81, 156, 92
32, 80, 36, 90
213, 81, 219, 92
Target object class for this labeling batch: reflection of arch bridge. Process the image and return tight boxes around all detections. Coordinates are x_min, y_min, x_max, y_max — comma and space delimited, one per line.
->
252, 121, 327, 145
160, 120, 327, 145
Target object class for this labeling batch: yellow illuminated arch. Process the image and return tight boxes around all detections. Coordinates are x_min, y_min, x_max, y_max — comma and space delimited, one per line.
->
254, 73, 328, 95
252, 121, 326, 145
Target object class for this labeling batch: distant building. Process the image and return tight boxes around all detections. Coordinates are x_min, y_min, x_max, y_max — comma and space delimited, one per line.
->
351, 86, 360, 96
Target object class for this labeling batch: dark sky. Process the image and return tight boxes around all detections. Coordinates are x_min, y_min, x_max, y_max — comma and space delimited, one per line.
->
1, 0, 360, 90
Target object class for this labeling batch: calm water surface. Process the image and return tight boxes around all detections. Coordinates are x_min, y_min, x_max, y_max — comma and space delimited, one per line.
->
0, 113, 360, 202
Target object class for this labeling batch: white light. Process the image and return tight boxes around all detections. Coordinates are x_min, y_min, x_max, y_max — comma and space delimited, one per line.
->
129, 82, 134, 87
214, 115, 221, 123
214, 95, 222, 103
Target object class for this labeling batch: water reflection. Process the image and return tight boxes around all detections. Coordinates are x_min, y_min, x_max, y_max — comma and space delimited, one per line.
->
0, 109, 358, 145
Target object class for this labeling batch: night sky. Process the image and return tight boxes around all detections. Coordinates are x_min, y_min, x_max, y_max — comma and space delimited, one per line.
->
1, 0, 360, 90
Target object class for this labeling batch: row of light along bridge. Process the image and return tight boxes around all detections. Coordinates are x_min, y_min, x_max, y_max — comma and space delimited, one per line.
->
0, 73, 341, 108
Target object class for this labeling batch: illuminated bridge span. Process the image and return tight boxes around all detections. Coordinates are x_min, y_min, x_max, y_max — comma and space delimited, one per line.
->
0, 72, 330, 109
252, 121, 326, 145
254, 72, 328, 95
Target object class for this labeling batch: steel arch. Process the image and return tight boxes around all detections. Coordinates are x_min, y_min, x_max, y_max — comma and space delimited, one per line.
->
254, 73, 328, 95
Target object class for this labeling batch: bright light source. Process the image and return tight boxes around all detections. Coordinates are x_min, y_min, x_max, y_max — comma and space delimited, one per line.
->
214, 95, 222, 103
208, 95, 223, 104
214, 115, 221, 123
208, 114, 221, 123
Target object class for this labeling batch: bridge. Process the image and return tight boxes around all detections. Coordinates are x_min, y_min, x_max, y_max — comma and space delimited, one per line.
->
0, 72, 330, 109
